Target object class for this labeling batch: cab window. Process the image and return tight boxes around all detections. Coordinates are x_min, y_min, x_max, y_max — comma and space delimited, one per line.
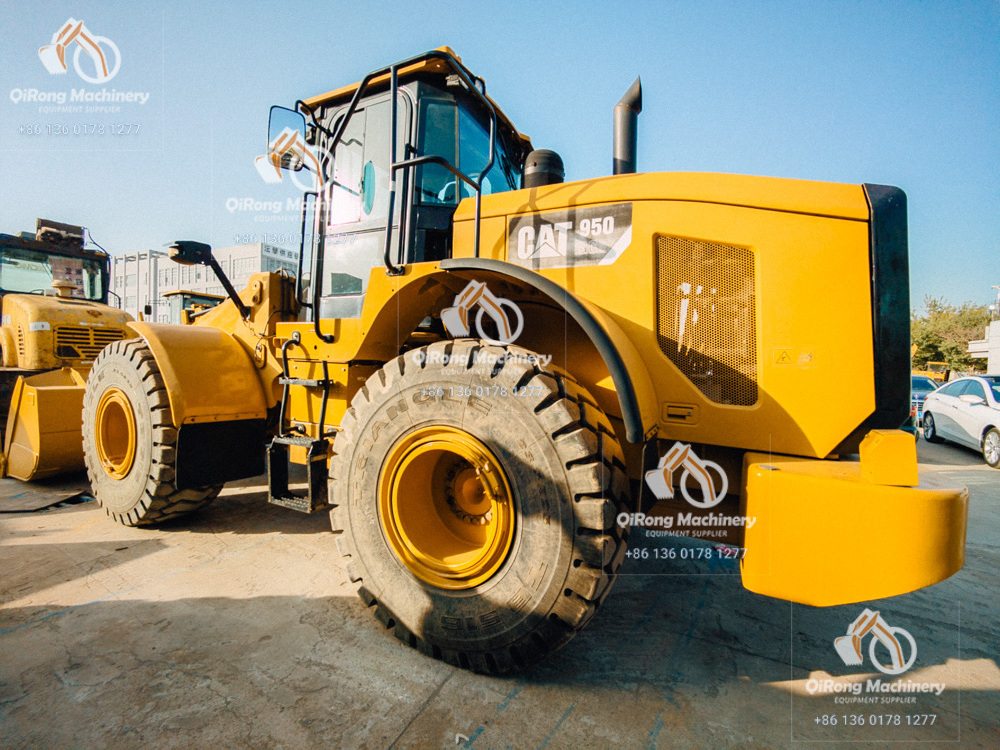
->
0, 243, 105, 300
417, 100, 520, 205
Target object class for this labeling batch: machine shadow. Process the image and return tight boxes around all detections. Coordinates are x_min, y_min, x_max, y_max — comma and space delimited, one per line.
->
154, 466, 331, 536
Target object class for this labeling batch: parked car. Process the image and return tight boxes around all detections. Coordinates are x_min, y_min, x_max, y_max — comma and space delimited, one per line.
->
921, 375, 1000, 468
910, 375, 939, 427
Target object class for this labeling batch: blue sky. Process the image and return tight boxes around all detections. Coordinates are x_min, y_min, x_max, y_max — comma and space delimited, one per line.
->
1, 0, 997, 311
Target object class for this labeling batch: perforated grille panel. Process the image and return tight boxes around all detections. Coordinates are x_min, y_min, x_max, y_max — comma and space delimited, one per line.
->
656, 236, 758, 406
54, 326, 126, 360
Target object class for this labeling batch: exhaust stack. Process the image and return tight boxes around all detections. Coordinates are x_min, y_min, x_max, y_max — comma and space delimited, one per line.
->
613, 77, 642, 175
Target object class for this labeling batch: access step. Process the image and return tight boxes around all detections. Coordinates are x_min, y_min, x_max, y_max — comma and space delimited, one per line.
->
266, 435, 330, 513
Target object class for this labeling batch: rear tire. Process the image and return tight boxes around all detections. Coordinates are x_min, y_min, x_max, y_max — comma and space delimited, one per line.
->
922, 412, 943, 444
330, 339, 630, 674
983, 427, 1000, 469
82, 339, 222, 526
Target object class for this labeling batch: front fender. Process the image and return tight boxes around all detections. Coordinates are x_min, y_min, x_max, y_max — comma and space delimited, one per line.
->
127, 322, 267, 428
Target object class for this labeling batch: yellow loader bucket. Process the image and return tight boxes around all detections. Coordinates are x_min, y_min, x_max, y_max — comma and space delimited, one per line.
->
2, 368, 87, 481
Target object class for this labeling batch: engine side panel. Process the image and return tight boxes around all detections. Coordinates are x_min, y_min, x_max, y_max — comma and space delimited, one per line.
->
454, 172, 881, 458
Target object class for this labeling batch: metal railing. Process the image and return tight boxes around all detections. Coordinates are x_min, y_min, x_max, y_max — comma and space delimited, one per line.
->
295, 49, 497, 343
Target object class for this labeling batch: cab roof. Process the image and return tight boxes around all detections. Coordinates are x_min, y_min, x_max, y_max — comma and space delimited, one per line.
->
302, 47, 530, 146
0, 232, 108, 263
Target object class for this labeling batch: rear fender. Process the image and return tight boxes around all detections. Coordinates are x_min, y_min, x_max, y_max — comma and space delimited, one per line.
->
361, 259, 659, 445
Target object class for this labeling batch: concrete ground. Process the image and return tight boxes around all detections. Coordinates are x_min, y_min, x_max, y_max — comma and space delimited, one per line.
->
1, 439, 997, 749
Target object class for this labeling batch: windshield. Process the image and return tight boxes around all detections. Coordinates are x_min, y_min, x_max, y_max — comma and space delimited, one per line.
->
927, 362, 948, 373
911, 376, 938, 392
0, 242, 106, 301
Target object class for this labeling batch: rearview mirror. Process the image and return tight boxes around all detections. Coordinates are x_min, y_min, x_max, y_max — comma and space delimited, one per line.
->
267, 106, 307, 171
959, 393, 986, 406
168, 240, 213, 266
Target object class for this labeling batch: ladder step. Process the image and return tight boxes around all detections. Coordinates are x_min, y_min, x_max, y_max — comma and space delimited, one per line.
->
266, 436, 329, 514
278, 377, 333, 387
269, 494, 320, 513
271, 434, 322, 447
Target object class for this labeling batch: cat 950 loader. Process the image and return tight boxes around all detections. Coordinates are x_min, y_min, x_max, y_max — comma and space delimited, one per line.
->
79, 49, 967, 673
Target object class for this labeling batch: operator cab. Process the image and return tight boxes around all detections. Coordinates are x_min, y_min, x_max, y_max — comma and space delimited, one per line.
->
266, 49, 531, 321
0, 219, 109, 302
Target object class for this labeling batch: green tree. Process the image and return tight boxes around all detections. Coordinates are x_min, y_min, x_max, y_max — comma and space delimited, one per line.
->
911, 296, 990, 371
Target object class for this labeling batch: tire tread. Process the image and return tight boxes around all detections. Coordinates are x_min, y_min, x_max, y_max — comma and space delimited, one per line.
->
330, 340, 630, 674
83, 340, 222, 527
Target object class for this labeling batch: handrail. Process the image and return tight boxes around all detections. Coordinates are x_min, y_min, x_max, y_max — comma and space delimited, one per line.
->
297, 49, 499, 341
296, 190, 316, 308
383, 51, 497, 274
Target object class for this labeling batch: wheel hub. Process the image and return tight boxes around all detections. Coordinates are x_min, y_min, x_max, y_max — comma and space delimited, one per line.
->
94, 387, 136, 480
378, 426, 515, 589
445, 463, 494, 525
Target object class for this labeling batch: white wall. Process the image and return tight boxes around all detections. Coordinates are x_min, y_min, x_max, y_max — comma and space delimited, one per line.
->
111, 243, 298, 322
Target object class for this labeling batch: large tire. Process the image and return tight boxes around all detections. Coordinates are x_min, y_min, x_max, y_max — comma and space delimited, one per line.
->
82, 339, 222, 526
330, 339, 630, 674
922, 412, 943, 444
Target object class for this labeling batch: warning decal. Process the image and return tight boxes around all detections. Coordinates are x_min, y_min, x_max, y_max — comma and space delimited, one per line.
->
507, 203, 632, 270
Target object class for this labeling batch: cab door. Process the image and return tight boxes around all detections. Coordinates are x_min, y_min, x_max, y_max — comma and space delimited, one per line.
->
318, 93, 411, 320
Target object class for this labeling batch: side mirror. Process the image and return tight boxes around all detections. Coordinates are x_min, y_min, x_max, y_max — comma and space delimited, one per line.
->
268, 106, 307, 171
167, 241, 250, 320
168, 240, 213, 266
959, 393, 986, 406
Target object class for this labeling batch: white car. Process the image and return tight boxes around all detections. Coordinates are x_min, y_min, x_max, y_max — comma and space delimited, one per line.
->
921, 375, 1000, 468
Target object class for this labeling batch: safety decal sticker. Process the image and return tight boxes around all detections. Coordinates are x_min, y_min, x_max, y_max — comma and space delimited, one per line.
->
507, 203, 632, 269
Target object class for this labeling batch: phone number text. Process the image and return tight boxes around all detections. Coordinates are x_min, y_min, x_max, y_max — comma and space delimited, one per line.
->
813, 714, 937, 726
419, 385, 544, 399
19, 123, 142, 136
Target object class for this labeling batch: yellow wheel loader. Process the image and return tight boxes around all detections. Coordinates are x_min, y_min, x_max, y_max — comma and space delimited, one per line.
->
80, 49, 968, 673
0, 219, 132, 481
912, 361, 950, 383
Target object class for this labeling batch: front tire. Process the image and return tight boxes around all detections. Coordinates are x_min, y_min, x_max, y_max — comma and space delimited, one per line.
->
82, 339, 222, 526
922, 412, 943, 444
983, 427, 1000, 469
330, 340, 630, 673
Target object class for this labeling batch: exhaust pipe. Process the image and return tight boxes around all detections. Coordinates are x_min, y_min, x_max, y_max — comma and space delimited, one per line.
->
613, 77, 642, 175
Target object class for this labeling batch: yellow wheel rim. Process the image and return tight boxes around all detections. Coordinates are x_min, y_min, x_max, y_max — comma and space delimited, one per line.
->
94, 387, 137, 480
378, 426, 515, 590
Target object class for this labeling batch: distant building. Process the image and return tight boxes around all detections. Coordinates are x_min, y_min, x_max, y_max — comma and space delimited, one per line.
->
110, 243, 298, 322
968, 321, 1000, 373
109, 249, 164, 320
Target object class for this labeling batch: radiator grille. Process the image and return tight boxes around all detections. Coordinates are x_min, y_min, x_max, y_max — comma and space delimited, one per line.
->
54, 326, 126, 360
655, 236, 758, 406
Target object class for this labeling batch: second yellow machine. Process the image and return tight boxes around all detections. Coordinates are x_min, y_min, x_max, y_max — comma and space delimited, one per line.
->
81, 49, 967, 673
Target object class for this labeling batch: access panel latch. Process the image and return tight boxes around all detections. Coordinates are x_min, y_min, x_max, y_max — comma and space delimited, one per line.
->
266, 435, 329, 513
